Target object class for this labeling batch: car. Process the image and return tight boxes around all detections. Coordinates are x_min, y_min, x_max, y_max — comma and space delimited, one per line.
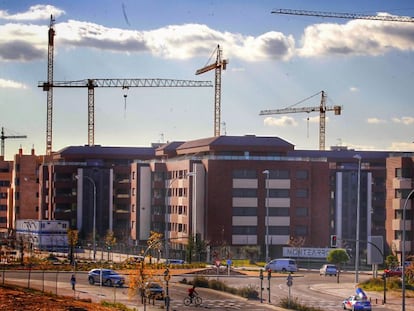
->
265, 258, 298, 272
145, 282, 165, 300
88, 269, 125, 287
383, 266, 403, 277
319, 264, 338, 276
342, 296, 372, 310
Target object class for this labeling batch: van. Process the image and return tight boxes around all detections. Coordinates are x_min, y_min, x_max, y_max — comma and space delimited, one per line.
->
265, 258, 298, 272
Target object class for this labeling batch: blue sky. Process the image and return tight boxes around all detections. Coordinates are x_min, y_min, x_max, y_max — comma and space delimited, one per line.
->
0, 1, 413, 160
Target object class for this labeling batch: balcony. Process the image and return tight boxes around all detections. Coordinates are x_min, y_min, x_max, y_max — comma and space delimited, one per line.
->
392, 219, 411, 231
393, 177, 412, 189
392, 198, 412, 210
392, 239, 412, 252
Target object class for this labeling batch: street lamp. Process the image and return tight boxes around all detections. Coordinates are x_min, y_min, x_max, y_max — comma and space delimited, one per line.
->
402, 188, 414, 311
164, 172, 195, 263
76, 175, 97, 261
262, 170, 270, 263
353, 154, 362, 284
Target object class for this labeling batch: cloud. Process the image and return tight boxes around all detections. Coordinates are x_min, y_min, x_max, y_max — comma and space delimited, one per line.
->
298, 18, 414, 57
388, 141, 414, 151
263, 116, 298, 127
0, 23, 47, 61
367, 118, 387, 124
392, 117, 414, 125
349, 86, 359, 92
0, 5, 65, 21
57, 21, 295, 61
0, 78, 27, 89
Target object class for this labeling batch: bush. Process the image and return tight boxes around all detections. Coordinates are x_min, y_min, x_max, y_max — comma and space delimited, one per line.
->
237, 284, 259, 299
279, 296, 324, 311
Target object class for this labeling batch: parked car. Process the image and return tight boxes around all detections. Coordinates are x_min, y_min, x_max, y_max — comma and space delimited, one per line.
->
265, 258, 298, 272
383, 266, 403, 277
342, 296, 372, 310
88, 269, 125, 287
319, 264, 337, 276
145, 282, 165, 300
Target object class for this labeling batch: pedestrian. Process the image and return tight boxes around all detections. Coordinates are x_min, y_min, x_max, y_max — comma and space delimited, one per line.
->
70, 274, 76, 290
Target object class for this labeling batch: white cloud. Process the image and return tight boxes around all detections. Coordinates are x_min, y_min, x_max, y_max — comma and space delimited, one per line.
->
0, 5, 65, 21
349, 86, 359, 92
298, 18, 414, 57
263, 116, 298, 127
0, 78, 27, 89
0, 23, 47, 61
392, 117, 414, 125
367, 118, 387, 124
388, 141, 414, 151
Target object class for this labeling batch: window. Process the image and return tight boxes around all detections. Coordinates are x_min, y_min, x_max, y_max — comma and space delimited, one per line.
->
232, 226, 257, 235
296, 207, 308, 217
296, 189, 308, 198
268, 208, 289, 216
233, 207, 257, 216
233, 188, 257, 197
268, 170, 289, 179
296, 170, 308, 180
269, 226, 289, 235
269, 189, 290, 198
233, 169, 256, 179
294, 226, 308, 236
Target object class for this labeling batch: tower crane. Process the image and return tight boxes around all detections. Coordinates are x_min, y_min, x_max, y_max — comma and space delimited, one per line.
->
1, 127, 27, 158
271, 8, 414, 23
259, 91, 342, 151
196, 45, 228, 137
39, 78, 212, 147
45, 15, 55, 155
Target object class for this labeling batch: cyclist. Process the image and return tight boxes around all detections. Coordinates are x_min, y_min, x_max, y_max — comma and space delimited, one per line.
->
188, 285, 198, 301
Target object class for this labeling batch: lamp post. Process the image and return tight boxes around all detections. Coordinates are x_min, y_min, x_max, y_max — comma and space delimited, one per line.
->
164, 172, 195, 263
77, 175, 97, 261
262, 170, 270, 263
402, 188, 414, 311
353, 154, 362, 284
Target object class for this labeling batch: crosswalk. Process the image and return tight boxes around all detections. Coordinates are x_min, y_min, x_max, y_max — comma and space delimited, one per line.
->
168, 298, 279, 310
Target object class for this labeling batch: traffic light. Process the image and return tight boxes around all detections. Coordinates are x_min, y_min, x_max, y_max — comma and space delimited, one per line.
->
330, 235, 337, 247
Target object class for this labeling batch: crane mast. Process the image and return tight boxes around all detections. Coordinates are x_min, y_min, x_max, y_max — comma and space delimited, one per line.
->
45, 15, 55, 155
196, 45, 228, 137
39, 78, 213, 146
259, 91, 342, 151
271, 8, 414, 23
1, 127, 27, 158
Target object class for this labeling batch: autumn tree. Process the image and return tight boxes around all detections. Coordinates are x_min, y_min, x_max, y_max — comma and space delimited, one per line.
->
67, 229, 78, 264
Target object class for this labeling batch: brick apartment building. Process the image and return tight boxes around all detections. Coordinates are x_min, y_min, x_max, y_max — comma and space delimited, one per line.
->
0, 136, 413, 264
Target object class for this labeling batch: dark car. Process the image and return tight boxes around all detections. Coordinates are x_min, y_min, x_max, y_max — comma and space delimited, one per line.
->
342, 296, 372, 310
384, 266, 403, 277
145, 282, 165, 300
88, 269, 125, 287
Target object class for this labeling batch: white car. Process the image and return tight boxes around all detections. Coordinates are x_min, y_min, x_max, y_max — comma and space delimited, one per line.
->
320, 264, 337, 276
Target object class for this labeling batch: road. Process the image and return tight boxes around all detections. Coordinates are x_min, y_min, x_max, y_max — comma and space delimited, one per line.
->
2, 269, 413, 310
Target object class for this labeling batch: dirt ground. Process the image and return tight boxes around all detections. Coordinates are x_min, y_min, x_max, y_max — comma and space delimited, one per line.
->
0, 284, 118, 311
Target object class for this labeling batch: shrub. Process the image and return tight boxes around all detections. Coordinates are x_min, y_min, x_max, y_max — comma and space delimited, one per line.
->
279, 296, 324, 311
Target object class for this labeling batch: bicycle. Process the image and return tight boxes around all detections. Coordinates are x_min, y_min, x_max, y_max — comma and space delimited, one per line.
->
183, 293, 202, 306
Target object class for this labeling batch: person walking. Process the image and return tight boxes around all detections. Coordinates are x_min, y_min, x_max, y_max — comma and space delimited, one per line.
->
70, 274, 76, 291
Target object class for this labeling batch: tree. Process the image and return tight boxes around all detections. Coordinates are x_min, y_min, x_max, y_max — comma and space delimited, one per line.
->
67, 229, 78, 264
385, 254, 399, 269
327, 248, 350, 283
104, 230, 116, 261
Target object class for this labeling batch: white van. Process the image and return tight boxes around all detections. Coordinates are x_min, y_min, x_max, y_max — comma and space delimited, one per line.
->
265, 258, 298, 272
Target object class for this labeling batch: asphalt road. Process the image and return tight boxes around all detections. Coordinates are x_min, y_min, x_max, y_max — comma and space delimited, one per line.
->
2, 269, 413, 311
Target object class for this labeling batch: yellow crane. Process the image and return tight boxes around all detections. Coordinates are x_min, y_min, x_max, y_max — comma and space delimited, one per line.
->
259, 91, 342, 151
196, 45, 228, 137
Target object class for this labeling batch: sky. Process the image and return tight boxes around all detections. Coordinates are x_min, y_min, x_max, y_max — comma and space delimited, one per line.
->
0, 0, 414, 160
